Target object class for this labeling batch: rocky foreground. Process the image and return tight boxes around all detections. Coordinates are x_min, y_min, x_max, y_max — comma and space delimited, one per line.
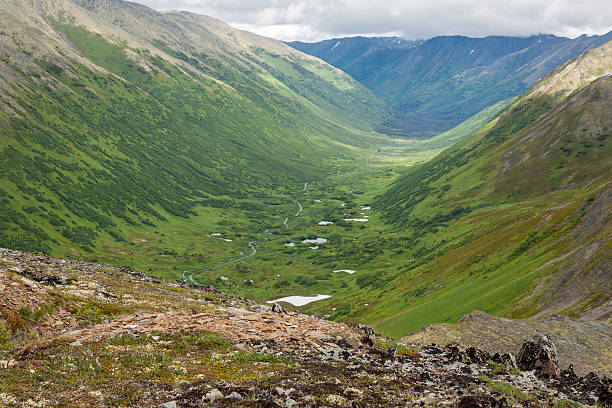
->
402, 311, 612, 377
0, 248, 610, 407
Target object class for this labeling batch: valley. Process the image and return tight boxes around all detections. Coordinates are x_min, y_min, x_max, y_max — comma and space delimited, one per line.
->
0, 0, 610, 344
0, 0, 611, 406
88, 134, 451, 319
289, 33, 612, 137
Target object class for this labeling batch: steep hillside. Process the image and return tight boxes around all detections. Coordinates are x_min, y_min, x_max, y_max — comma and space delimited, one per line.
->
289, 33, 612, 136
370, 41, 612, 335
0, 0, 397, 254
1, 248, 610, 406
403, 310, 611, 376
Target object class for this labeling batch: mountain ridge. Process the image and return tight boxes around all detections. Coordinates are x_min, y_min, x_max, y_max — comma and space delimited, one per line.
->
0, 0, 609, 357
368, 39, 612, 335
0, 0, 397, 254
288, 31, 612, 136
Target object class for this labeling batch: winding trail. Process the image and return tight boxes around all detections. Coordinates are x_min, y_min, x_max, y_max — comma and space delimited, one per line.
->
280, 195, 303, 228
191, 146, 382, 285
295, 201, 303, 217
182, 271, 198, 286
247, 241, 258, 257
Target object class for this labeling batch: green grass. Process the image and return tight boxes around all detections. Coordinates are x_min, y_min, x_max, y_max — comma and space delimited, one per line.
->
0, 325, 12, 352
1, 8, 609, 342
373, 339, 421, 358
552, 400, 581, 408
0, 330, 289, 406
289, 35, 610, 137
477, 376, 536, 403
184, 331, 233, 353
486, 360, 509, 375
0, 21, 391, 255
367, 78, 611, 336
230, 351, 287, 363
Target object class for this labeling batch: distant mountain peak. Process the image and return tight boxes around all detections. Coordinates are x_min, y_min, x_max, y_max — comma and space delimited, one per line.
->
289, 32, 612, 137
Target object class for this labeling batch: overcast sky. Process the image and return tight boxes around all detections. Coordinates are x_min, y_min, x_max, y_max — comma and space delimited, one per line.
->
137, 0, 612, 42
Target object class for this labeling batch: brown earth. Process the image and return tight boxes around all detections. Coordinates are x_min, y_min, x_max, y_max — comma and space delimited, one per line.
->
1, 248, 610, 407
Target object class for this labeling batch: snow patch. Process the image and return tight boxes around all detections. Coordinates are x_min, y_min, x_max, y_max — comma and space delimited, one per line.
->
333, 269, 357, 274
343, 218, 369, 222
318, 221, 334, 225
302, 238, 327, 244
267, 294, 331, 306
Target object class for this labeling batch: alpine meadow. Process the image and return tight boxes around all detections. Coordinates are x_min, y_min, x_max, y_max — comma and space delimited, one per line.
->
0, 0, 610, 406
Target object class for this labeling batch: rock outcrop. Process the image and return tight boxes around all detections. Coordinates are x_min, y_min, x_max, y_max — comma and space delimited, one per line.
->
517, 335, 560, 378
1, 248, 610, 407
403, 310, 611, 376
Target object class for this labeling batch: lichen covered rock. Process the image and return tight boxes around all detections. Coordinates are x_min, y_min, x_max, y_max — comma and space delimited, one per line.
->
517, 335, 560, 378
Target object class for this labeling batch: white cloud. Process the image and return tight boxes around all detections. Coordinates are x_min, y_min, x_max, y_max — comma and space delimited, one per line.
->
135, 0, 612, 42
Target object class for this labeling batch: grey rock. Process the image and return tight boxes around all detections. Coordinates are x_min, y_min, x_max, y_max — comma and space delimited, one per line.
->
321, 347, 352, 361
275, 387, 295, 397
344, 335, 361, 349
517, 335, 560, 378
272, 303, 287, 314
226, 391, 242, 400
285, 398, 298, 407
205, 388, 224, 402
505, 353, 518, 369
386, 346, 397, 361
358, 324, 374, 336
160, 402, 177, 408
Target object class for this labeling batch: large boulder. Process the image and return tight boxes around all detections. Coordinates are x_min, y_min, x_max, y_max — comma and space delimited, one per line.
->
271, 303, 287, 314
517, 335, 560, 378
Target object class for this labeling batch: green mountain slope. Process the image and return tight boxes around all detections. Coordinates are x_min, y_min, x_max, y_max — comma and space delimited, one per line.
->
1, 0, 609, 341
289, 33, 612, 137
370, 41, 612, 335
0, 0, 396, 254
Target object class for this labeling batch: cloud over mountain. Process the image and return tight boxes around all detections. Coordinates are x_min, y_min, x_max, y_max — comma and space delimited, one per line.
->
138, 0, 612, 41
